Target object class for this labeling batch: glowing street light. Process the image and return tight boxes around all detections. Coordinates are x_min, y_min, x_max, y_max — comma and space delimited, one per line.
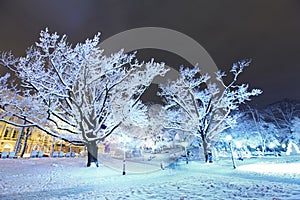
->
234, 140, 243, 149
269, 142, 275, 149
226, 135, 236, 169
281, 143, 286, 154
269, 141, 276, 156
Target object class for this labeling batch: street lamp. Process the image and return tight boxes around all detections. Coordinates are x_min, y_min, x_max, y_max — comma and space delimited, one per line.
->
226, 135, 236, 169
181, 141, 189, 164
281, 143, 286, 155
120, 134, 131, 175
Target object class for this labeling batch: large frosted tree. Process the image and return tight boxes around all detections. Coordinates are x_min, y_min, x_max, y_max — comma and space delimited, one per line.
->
0, 29, 168, 166
158, 60, 262, 162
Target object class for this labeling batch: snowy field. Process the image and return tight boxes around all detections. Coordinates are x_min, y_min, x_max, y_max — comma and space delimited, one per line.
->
0, 156, 300, 200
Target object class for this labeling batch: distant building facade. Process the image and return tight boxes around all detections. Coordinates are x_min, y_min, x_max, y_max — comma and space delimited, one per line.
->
0, 121, 83, 157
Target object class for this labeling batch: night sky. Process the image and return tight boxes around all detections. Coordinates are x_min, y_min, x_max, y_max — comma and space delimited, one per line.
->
0, 1, 300, 108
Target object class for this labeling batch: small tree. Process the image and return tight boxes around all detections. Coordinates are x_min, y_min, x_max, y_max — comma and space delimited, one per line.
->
246, 106, 279, 154
263, 99, 300, 145
0, 28, 168, 166
158, 60, 262, 162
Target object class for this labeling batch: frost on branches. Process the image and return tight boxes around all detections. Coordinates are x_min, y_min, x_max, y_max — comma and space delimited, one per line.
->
263, 100, 300, 146
0, 28, 168, 166
220, 111, 279, 156
158, 60, 262, 162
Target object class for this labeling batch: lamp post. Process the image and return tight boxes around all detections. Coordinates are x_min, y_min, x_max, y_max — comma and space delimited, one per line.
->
120, 135, 131, 175
123, 144, 126, 175
226, 135, 236, 169
181, 142, 189, 164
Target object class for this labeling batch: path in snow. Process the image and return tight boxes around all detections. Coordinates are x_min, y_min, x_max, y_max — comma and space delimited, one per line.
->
0, 157, 299, 200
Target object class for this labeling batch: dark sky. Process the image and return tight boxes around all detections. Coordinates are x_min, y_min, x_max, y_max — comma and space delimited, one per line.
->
1, 0, 300, 108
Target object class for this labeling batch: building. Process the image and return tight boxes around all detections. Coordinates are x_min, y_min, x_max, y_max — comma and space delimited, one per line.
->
0, 121, 83, 157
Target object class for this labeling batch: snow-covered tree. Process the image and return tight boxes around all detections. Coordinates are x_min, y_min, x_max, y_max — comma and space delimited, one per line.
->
113, 104, 171, 154
0, 73, 80, 156
0, 28, 168, 166
158, 60, 262, 162
246, 106, 279, 154
291, 117, 300, 146
143, 104, 169, 151
220, 111, 278, 157
263, 100, 300, 145
0, 74, 11, 96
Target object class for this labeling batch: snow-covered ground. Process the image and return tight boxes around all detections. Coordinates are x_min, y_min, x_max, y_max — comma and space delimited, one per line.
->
0, 156, 299, 200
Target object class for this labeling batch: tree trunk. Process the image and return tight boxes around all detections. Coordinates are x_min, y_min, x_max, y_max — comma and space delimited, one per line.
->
202, 138, 213, 163
86, 141, 99, 167
14, 127, 25, 156
14, 120, 27, 156
20, 128, 31, 158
